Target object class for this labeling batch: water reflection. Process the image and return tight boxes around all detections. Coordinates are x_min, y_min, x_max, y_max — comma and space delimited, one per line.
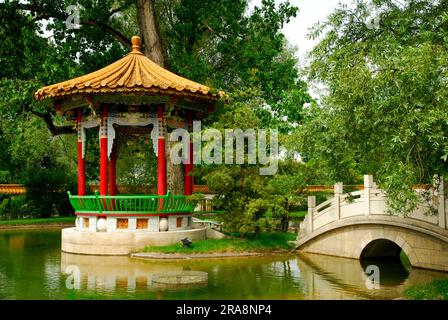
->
360, 258, 409, 287
7, 234, 25, 251
296, 253, 447, 299
60, 253, 304, 299
61, 253, 207, 292
0, 229, 62, 299
1, 229, 447, 300
61, 252, 447, 300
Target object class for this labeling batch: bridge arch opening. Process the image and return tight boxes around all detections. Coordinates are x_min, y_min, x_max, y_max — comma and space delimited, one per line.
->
360, 239, 411, 285
360, 239, 402, 260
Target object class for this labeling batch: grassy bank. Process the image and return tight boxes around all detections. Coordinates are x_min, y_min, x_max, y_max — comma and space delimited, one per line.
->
404, 278, 448, 300
0, 216, 75, 226
143, 232, 296, 254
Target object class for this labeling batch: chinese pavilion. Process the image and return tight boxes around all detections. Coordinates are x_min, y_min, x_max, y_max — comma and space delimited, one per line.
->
34, 36, 223, 255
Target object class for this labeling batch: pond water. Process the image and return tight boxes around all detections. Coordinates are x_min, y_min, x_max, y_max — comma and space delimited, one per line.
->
0, 229, 447, 300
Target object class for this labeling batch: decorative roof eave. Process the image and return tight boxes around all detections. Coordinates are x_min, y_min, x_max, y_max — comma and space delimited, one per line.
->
37, 85, 223, 104
34, 36, 225, 106
53, 91, 223, 113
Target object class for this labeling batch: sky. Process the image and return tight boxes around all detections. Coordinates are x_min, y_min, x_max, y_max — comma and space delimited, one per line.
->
251, 0, 354, 62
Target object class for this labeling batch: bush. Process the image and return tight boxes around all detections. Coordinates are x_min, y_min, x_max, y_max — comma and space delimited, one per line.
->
405, 278, 448, 300
24, 166, 76, 218
0, 195, 28, 219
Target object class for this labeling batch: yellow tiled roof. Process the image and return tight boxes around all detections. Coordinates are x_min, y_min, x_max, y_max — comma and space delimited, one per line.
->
34, 36, 222, 102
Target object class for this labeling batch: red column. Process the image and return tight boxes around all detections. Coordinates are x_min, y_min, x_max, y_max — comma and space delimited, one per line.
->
184, 111, 193, 195
108, 143, 117, 195
99, 105, 108, 196
77, 110, 86, 196
157, 105, 167, 195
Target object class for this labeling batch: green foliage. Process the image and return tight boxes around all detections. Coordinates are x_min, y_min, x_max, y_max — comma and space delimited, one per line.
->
405, 278, 448, 300
293, 0, 448, 214
0, 216, 75, 225
201, 100, 314, 235
185, 192, 204, 207
400, 250, 412, 272
200, 101, 272, 234
24, 162, 76, 218
0, 0, 311, 223
162, 0, 311, 132
0, 111, 77, 218
0, 196, 27, 219
205, 165, 275, 235
289, 211, 306, 219
115, 137, 157, 190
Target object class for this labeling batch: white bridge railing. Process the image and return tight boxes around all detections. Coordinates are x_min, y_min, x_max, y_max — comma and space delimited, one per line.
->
299, 175, 448, 237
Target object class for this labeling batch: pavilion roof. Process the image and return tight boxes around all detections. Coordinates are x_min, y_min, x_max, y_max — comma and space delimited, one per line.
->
34, 36, 223, 103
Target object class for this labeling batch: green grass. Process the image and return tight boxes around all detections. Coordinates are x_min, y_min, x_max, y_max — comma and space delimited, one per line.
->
143, 232, 297, 254
0, 216, 76, 226
404, 278, 448, 300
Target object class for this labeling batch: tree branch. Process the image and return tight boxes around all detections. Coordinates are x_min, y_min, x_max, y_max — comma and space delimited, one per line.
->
105, 3, 133, 20
31, 111, 76, 136
80, 18, 132, 50
16, 3, 131, 50
202, 22, 226, 40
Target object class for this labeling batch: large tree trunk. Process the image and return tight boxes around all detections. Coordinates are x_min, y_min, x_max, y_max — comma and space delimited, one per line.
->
166, 130, 185, 195
136, 0, 167, 67
136, 0, 184, 194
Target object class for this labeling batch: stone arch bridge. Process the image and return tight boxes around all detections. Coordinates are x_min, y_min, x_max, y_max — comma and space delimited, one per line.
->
297, 175, 448, 272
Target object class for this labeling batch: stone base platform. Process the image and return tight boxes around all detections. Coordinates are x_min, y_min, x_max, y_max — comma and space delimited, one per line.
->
61, 227, 207, 255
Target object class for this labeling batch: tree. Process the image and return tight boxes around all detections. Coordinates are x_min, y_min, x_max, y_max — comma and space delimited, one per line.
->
0, 1, 311, 221
161, 0, 311, 131
200, 96, 311, 235
293, 0, 448, 214
3, 0, 310, 129
0, 0, 309, 194
201, 100, 278, 235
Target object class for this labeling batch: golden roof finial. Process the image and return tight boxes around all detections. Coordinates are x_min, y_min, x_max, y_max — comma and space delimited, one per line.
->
131, 36, 142, 54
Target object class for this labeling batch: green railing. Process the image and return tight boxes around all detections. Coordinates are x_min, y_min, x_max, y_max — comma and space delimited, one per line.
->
67, 191, 194, 214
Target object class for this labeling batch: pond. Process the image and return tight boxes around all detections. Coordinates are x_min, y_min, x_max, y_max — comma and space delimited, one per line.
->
0, 228, 446, 300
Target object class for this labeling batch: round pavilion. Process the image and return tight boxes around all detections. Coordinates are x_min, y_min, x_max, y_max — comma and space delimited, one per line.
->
34, 36, 223, 255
